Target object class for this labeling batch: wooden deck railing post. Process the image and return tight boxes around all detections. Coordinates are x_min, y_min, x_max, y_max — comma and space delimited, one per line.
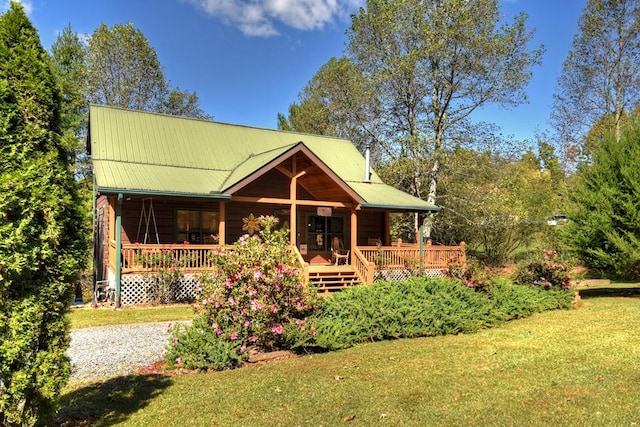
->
114, 193, 123, 308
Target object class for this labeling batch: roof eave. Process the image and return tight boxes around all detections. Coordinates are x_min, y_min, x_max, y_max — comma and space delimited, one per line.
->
96, 187, 232, 200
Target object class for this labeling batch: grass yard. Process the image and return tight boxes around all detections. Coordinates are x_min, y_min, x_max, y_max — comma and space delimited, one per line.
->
56, 284, 640, 426
67, 304, 193, 329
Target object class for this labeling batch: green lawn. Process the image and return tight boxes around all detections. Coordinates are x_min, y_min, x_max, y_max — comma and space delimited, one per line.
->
67, 304, 193, 329
57, 285, 640, 426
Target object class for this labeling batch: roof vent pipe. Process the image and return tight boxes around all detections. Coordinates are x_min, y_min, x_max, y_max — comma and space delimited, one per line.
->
364, 145, 371, 183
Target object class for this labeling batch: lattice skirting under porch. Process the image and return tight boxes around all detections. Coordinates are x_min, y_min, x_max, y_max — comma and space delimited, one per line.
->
120, 273, 199, 305
374, 268, 446, 282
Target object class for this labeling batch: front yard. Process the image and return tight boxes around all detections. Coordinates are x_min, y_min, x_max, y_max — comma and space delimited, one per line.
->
57, 284, 640, 426
67, 304, 193, 329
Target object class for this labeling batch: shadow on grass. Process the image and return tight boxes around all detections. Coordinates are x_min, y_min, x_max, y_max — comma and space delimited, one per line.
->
579, 285, 640, 299
51, 374, 173, 426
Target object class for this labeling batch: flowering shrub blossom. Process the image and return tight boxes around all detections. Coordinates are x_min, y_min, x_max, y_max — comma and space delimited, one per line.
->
444, 256, 493, 292
165, 215, 320, 370
513, 249, 572, 290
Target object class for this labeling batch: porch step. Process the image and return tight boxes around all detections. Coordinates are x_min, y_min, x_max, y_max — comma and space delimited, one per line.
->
308, 265, 361, 294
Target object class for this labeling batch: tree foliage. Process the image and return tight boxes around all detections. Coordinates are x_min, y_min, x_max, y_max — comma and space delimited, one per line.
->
0, 3, 88, 425
86, 22, 167, 111
160, 87, 210, 119
50, 24, 86, 144
562, 116, 640, 279
433, 143, 562, 264
552, 0, 640, 167
280, 0, 542, 239
50, 24, 92, 185
52, 22, 210, 119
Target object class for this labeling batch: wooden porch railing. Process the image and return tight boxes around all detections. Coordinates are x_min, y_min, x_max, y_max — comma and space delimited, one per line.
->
119, 243, 222, 273
111, 242, 313, 278
352, 246, 375, 284
358, 241, 465, 272
108, 240, 465, 281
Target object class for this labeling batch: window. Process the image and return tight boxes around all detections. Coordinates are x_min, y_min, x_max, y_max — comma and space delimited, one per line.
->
176, 209, 218, 244
306, 214, 344, 251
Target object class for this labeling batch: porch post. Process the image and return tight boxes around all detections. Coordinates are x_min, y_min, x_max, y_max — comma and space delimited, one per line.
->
350, 209, 357, 249
384, 211, 390, 245
289, 194, 297, 245
289, 157, 298, 245
218, 200, 226, 245
114, 193, 123, 308
419, 214, 424, 274
92, 174, 98, 294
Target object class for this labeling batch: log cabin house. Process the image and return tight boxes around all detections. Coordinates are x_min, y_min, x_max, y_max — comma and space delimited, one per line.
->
89, 105, 464, 306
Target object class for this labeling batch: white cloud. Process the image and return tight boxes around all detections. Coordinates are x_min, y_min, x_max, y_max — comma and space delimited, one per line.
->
183, 0, 363, 37
1, 0, 33, 15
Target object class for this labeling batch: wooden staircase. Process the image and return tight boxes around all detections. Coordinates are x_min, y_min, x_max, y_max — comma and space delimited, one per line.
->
308, 264, 361, 295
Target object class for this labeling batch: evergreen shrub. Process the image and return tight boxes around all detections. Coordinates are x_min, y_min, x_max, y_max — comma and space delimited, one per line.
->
490, 278, 574, 319
163, 316, 245, 371
164, 228, 573, 371
292, 277, 573, 352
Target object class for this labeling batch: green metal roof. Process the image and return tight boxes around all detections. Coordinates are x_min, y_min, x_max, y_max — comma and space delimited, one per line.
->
221, 144, 297, 190
88, 105, 439, 212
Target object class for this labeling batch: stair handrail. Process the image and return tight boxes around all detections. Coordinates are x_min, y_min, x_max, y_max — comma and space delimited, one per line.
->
352, 246, 375, 284
291, 245, 310, 285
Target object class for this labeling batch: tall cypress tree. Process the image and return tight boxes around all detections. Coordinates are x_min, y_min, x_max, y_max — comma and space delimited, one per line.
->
0, 3, 88, 426
563, 116, 640, 279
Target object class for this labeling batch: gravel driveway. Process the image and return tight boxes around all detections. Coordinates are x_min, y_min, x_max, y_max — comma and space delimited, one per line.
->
67, 322, 177, 383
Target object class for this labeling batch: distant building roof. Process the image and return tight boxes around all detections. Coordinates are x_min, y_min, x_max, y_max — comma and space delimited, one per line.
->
88, 105, 439, 212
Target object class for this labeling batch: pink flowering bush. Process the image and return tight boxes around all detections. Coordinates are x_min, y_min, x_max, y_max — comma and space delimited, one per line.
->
165, 215, 320, 370
513, 249, 572, 290
444, 257, 493, 292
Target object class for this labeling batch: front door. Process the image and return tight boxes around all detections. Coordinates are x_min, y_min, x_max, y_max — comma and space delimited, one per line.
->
306, 213, 346, 253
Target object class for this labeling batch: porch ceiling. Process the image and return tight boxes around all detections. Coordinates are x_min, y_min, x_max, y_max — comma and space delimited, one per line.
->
283, 154, 356, 203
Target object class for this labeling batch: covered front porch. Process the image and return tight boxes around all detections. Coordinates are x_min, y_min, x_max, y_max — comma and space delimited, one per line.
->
106, 239, 465, 300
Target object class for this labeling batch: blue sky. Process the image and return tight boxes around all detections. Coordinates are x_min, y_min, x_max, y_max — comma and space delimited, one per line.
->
3, 0, 585, 143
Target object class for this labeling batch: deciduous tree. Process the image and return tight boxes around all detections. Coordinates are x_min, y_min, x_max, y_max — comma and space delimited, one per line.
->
160, 87, 211, 119
434, 146, 558, 264
281, 0, 542, 237
86, 22, 167, 111
55, 22, 211, 119
552, 0, 640, 165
